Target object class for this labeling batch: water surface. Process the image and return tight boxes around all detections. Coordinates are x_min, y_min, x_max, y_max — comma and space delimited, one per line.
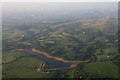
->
25, 51, 72, 70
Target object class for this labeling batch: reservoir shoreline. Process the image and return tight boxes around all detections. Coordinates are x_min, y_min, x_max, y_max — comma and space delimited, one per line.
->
16, 42, 88, 70
32, 48, 87, 63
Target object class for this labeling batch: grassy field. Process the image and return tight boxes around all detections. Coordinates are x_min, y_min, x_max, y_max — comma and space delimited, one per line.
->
96, 55, 117, 62
82, 61, 118, 78
3, 56, 47, 78
3, 56, 16, 64
65, 68, 76, 78
103, 49, 118, 55
94, 48, 118, 55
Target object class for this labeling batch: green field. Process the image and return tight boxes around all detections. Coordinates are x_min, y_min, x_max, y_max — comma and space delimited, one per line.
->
94, 48, 118, 55
103, 49, 118, 55
96, 55, 116, 62
65, 68, 76, 78
82, 62, 118, 78
3, 56, 16, 64
3, 56, 47, 78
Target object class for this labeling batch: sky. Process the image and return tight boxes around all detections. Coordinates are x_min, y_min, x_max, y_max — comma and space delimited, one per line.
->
3, 2, 117, 13
2, 0, 120, 2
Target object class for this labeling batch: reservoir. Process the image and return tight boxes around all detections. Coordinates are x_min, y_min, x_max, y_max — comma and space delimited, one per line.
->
24, 51, 72, 70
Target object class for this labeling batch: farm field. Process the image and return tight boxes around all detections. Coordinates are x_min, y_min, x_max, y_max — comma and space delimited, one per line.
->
82, 62, 118, 78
